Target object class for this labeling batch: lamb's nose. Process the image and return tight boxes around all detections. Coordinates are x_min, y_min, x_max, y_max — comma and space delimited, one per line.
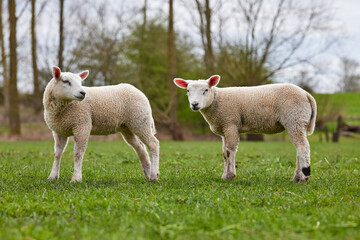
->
192, 102, 199, 108
80, 91, 86, 97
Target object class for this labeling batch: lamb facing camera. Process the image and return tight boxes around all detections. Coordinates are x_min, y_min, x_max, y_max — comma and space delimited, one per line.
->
174, 75, 317, 183
43, 66, 159, 182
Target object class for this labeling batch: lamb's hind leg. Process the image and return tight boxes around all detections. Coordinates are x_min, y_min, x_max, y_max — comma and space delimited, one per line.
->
221, 137, 229, 179
222, 127, 239, 180
48, 132, 68, 180
289, 130, 311, 183
133, 127, 160, 181
120, 126, 151, 180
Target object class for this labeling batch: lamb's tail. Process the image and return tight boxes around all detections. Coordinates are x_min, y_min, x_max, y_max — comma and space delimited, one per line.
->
306, 93, 317, 135
151, 117, 157, 135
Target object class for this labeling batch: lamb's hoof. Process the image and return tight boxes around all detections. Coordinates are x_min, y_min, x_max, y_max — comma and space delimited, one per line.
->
292, 174, 310, 183
48, 174, 59, 180
148, 172, 159, 182
222, 172, 236, 180
70, 176, 82, 183
144, 169, 152, 179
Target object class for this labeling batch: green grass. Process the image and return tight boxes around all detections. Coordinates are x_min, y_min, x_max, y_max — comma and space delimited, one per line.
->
313, 93, 360, 117
0, 140, 359, 239
312, 93, 360, 132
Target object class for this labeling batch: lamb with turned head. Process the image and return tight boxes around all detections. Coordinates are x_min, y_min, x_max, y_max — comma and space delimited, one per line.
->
43, 66, 159, 182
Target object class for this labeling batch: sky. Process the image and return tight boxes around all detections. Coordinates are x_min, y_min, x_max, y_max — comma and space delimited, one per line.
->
337, 0, 360, 62
2, 0, 360, 94
328, 0, 360, 92
174, 0, 360, 93
253, 0, 360, 93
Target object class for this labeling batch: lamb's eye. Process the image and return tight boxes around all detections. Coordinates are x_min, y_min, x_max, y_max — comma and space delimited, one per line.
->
62, 80, 71, 86
203, 89, 208, 94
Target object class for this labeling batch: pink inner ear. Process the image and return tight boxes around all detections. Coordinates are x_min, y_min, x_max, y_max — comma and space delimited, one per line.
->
209, 75, 219, 87
175, 79, 188, 88
53, 68, 60, 79
79, 71, 88, 79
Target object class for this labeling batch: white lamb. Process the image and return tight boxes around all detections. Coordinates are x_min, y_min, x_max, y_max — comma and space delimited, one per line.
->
43, 66, 159, 182
174, 75, 317, 182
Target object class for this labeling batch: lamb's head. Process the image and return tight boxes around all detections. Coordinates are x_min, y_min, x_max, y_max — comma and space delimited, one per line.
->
50, 66, 89, 101
174, 75, 220, 111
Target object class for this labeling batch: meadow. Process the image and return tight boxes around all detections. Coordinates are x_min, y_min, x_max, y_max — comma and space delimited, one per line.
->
313, 92, 360, 117
0, 139, 359, 239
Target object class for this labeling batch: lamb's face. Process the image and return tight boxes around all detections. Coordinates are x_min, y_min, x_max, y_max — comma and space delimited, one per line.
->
51, 66, 89, 101
186, 81, 213, 111
174, 75, 220, 111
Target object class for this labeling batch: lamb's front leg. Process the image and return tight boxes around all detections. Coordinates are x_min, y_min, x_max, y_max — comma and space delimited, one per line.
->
221, 127, 239, 180
71, 131, 90, 182
48, 132, 68, 180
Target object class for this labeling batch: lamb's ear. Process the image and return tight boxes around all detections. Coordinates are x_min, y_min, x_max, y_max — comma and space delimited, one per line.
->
78, 70, 89, 81
52, 65, 61, 80
208, 75, 220, 87
173, 78, 188, 89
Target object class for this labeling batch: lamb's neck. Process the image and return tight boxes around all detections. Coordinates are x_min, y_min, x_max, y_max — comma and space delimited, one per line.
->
48, 96, 71, 112
199, 88, 219, 121
43, 89, 71, 114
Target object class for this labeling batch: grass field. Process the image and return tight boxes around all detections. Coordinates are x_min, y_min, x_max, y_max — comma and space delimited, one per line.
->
0, 140, 359, 239
313, 93, 360, 117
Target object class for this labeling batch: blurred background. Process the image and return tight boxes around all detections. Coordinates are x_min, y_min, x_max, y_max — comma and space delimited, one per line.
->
0, 0, 359, 142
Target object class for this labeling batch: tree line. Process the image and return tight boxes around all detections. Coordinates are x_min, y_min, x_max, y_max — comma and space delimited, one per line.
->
0, 0, 346, 140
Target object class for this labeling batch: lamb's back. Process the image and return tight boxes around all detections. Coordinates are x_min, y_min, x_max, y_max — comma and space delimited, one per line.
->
84, 84, 152, 135
207, 83, 308, 134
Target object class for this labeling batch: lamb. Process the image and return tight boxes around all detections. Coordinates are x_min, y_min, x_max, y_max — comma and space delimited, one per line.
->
43, 66, 159, 182
174, 75, 317, 183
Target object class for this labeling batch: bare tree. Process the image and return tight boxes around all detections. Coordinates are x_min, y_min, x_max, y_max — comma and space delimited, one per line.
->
218, 0, 336, 86
8, 0, 21, 136
127, 0, 185, 140
138, 0, 148, 90
58, 0, 64, 69
168, 0, 184, 140
296, 70, 316, 93
195, 0, 215, 75
69, 0, 128, 86
142, 0, 147, 34
0, 0, 9, 122
339, 57, 360, 92
31, 0, 41, 113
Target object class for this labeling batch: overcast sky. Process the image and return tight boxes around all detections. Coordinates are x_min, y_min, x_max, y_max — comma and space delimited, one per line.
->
4, 0, 360, 93
252, 0, 360, 93
337, 0, 360, 62
320, 0, 360, 92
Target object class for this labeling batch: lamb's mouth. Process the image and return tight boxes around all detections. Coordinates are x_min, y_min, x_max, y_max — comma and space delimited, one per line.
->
74, 95, 85, 100
191, 107, 200, 111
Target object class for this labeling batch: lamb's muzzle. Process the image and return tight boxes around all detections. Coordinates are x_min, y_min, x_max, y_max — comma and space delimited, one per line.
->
75, 90, 86, 100
191, 102, 199, 110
